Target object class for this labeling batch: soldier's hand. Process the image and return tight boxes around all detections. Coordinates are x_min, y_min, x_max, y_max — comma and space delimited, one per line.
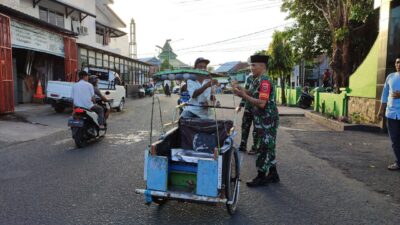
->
231, 80, 239, 88
235, 106, 242, 113
234, 88, 245, 97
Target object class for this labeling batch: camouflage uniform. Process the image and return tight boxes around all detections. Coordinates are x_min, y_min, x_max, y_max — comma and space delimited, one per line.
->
239, 75, 255, 151
248, 73, 279, 173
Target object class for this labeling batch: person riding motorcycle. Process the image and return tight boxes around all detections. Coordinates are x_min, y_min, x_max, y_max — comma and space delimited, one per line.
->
88, 75, 111, 121
71, 71, 106, 129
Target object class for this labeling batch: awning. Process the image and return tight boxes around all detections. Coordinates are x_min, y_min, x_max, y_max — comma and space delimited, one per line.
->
33, 0, 96, 22
96, 22, 127, 38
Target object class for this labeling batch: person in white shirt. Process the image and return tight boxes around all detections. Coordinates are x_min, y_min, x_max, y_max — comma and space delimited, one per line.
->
71, 71, 105, 129
181, 57, 218, 118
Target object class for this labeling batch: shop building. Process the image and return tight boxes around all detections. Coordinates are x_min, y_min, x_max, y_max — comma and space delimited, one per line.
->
0, 0, 150, 114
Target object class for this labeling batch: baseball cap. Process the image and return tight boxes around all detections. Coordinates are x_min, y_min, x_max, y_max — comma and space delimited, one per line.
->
194, 57, 210, 67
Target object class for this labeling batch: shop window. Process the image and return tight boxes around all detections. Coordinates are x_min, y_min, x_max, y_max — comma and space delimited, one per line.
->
96, 52, 102, 67
109, 56, 115, 69
102, 55, 108, 68
39, 7, 64, 28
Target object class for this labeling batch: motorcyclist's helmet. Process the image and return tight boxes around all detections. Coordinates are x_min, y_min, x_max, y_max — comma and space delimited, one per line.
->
89, 75, 98, 85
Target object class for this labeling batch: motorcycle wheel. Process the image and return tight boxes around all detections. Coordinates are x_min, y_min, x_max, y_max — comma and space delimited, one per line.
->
72, 128, 87, 148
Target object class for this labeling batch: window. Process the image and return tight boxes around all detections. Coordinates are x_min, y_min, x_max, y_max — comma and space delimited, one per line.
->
79, 48, 88, 67
103, 55, 109, 68
88, 50, 95, 66
39, 7, 64, 28
96, 33, 104, 45
96, 26, 110, 46
96, 52, 102, 67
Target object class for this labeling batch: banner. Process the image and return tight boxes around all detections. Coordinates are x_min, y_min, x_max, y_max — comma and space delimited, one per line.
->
10, 20, 64, 57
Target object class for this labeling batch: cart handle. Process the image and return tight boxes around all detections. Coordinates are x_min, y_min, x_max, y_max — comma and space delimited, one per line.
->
176, 103, 236, 110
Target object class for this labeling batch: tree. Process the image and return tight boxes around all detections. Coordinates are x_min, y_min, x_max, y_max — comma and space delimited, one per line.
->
266, 31, 294, 105
160, 59, 173, 71
282, 0, 375, 91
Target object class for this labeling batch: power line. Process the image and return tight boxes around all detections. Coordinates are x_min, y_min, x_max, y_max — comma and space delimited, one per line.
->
175, 22, 292, 51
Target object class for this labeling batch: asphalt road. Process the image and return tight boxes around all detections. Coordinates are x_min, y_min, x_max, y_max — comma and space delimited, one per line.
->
1, 95, 399, 225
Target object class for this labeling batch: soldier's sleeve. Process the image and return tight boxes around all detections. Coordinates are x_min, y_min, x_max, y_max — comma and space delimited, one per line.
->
259, 78, 271, 101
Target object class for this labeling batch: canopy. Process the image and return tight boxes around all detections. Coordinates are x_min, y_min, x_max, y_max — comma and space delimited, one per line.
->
153, 69, 210, 81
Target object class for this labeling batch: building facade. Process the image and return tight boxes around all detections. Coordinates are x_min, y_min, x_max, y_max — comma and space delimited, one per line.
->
0, 0, 151, 113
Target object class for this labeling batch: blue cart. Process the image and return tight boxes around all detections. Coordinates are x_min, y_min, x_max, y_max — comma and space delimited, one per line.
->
135, 69, 241, 215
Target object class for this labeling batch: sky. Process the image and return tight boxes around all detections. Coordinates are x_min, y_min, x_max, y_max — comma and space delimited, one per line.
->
110, 0, 291, 68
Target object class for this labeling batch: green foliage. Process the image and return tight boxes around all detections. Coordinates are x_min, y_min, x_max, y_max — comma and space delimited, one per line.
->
160, 59, 174, 71
267, 31, 294, 78
282, 0, 332, 61
281, 0, 374, 59
335, 27, 350, 42
266, 31, 295, 104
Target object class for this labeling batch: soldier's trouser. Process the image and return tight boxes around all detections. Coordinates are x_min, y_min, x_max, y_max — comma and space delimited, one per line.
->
240, 108, 255, 150
254, 118, 278, 173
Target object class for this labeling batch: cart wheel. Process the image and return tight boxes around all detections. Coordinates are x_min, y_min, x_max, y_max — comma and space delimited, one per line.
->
152, 197, 167, 205
225, 148, 240, 215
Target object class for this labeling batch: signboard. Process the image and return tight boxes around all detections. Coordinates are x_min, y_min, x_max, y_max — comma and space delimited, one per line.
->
10, 20, 64, 57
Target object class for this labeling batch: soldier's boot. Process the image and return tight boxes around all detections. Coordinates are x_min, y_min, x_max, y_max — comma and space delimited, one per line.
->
246, 171, 268, 187
247, 147, 257, 155
265, 166, 280, 183
238, 143, 247, 152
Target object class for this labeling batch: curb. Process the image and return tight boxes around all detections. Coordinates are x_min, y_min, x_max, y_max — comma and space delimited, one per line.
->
305, 111, 345, 131
279, 113, 305, 117
305, 111, 383, 133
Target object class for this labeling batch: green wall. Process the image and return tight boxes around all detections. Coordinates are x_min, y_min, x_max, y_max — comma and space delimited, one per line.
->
348, 38, 378, 98
314, 89, 347, 118
276, 87, 302, 106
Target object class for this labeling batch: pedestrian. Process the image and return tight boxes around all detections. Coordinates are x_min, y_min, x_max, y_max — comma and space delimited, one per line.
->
377, 56, 400, 171
233, 54, 280, 187
322, 69, 331, 88
235, 74, 257, 155
164, 83, 171, 97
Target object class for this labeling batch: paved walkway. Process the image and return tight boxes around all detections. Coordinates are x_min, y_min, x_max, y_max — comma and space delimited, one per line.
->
278, 106, 309, 116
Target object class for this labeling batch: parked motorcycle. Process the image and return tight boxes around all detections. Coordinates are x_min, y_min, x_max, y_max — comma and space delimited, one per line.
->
298, 91, 314, 109
68, 101, 110, 148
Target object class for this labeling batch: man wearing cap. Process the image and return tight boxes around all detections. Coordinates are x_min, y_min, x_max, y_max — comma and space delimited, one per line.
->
233, 54, 280, 187
236, 74, 257, 155
181, 57, 218, 118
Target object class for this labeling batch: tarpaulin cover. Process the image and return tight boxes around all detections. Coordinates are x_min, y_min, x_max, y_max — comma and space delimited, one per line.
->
179, 118, 233, 153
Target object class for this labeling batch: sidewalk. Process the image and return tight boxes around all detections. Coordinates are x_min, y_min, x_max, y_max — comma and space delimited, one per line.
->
0, 103, 69, 147
280, 116, 400, 204
278, 105, 309, 116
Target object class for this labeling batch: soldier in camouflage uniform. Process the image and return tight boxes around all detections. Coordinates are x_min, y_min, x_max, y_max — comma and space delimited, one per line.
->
237, 74, 257, 155
233, 54, 279, 187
